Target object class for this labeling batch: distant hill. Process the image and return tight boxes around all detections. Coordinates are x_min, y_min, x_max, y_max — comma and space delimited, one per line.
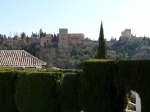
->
1, 36, 150, 69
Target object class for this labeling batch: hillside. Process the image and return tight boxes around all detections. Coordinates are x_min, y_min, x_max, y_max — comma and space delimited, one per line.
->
26, 37, 150, 68
1, 37, 150, 69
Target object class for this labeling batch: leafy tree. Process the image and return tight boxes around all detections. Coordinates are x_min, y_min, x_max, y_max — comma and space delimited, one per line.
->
26, 35, 29, 42
95, 21, 107, 59
4, 35, 6, 38
39, 28, 43, 38
52, 33, 57, 42
39, 28, 46, 37
21, 32, 26, 39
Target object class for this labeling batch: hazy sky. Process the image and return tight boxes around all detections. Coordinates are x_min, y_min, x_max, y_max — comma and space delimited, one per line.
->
0, 0, 150, 40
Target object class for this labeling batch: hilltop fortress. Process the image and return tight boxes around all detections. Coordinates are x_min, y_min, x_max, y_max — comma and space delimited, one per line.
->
31, 28, 97, 48
0, 28, 136, 49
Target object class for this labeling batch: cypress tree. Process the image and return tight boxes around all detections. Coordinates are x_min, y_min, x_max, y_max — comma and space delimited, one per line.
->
96, 21, 107, 59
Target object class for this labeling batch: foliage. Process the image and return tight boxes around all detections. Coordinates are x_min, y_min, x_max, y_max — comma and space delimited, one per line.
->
96, 22, 107, 59
114, 60, 150, 112
60, 73, 81, 112
1, 60, 150, 112
15, 72, 61, 112
0, 71, 18, 112
80, 60, 118, 112
111, 37, 150, 60
0, 70, 82, 112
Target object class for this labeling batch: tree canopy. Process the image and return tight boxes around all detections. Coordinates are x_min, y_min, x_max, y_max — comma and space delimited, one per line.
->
95, 21, 107, 59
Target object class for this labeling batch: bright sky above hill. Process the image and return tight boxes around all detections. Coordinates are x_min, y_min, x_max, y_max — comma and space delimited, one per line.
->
0, 0, 150, 40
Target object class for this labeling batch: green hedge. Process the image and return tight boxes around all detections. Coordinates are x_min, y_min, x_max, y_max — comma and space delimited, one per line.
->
1, 61, 150, 112
0, 70, 82, 112
80, 59, 118, 112
115, 60, 150, 112
81, 60, 150, 112
14, 72, 61, 112
60, 73, 81, 112
0, 71, 18, 112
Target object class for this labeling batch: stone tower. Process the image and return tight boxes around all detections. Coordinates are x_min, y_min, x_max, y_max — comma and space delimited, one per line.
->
58, 28, 69, 48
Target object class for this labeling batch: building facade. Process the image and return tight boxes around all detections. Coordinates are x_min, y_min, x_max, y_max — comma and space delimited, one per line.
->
58, 29, 69, 48
58, 28, 85, 48
120, 29, 136, 42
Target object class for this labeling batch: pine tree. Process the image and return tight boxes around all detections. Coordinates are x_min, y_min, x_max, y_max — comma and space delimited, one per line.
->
95, 21, 107, 59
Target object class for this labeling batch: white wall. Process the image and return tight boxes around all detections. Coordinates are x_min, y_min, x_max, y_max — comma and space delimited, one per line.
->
136, 93, 141, 112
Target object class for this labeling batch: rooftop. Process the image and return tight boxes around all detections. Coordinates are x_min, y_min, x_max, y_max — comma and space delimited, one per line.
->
0, 50, 46, 68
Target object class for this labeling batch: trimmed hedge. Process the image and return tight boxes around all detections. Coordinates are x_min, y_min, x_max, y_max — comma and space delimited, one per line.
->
115, 60, 150, 112
80, 60, 150, 112
80, 59, 118, 112
0, 70, 82, 112
0, 71, 18, 112
60, 73, 81, 112
15, 72, 61, 112
0, 60, 150, 112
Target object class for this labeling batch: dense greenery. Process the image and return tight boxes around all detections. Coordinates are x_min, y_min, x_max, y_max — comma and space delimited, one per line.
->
60, 73, 81, 112
15, 72, 61, 112
1, 34, 150, 69
115, 60, 150, 112
81, 60, 150, 112
0, 60, 150, 112
31, 37, 150, 68
109, 37, 150, 60
80, 60, 126, 112
0, 72, 18, 112
96, 22, 107, 59
0, 70, 82, 112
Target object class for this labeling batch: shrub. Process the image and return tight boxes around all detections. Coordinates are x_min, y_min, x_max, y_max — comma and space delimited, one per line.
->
115, 60, 150, 112
80, 59, 117, 112
15, 72, 61, 112
0, 71, 18, 112
60, 73, 81, 112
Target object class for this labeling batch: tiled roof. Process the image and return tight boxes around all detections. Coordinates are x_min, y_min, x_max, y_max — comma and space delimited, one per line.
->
0, 50, 46, 68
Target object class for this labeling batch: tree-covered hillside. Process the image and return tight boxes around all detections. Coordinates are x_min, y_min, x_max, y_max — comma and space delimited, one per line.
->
1, 37, 150, 69
108, 37, 150, 60
26, 37, 150, 68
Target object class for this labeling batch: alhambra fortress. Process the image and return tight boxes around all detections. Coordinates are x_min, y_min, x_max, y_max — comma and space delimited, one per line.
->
0, 28, 97, 49
31, 28, 99, 48
0, 28, 137, 68
0, 28, 141, 111
0, 28, 136, 50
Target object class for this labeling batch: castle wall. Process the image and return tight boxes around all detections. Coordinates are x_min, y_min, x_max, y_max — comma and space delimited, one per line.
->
58, 29, 69, 48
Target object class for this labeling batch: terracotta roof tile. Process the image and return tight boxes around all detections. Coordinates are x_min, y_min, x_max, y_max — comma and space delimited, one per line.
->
0, 50, 46, 68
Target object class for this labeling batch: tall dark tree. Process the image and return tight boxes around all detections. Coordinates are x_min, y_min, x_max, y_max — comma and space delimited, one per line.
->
95, 21, 107, 59
26, 35, 29, 42
4, 35, 6, 38
52, 33, 57, 42
39, 28, 43, 38
21, 32, 26, 39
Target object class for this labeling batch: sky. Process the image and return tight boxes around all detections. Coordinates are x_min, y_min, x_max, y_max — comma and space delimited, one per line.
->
0, 0, 150, 40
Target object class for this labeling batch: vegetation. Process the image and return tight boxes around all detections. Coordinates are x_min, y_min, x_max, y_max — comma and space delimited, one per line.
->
15, 72, 61, 112
24, 36, 150, 69
60, 73, 81, 112
1, 31, 150, 69
0, 60, 150, 112
0, 72, 18, 112
95, 21, 107, 59
108, 37, 150, 60
115, 60, 150, 112
80, 60, 127, 112
0, 70, 82, 112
